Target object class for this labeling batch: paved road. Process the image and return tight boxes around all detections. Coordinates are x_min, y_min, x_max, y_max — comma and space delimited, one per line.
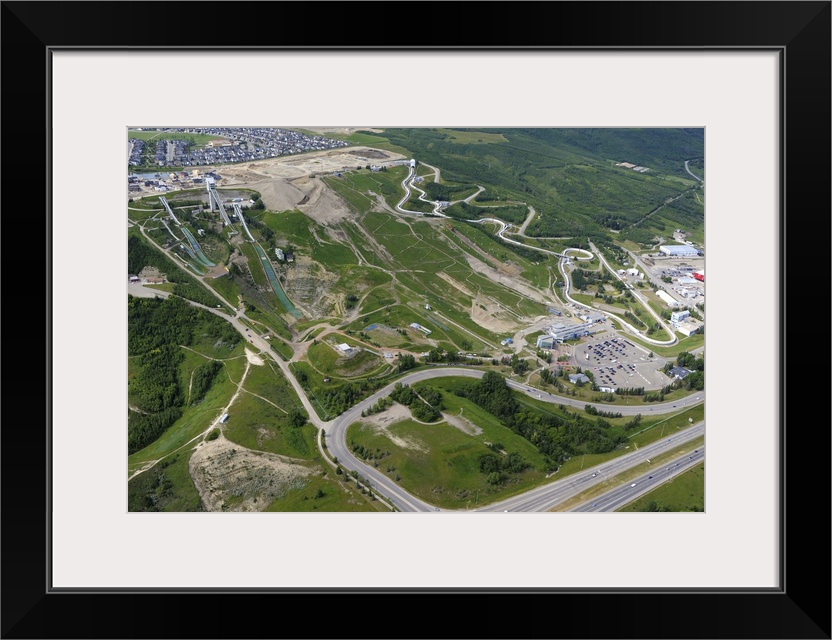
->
324, 366, 704, 512
478, 424, 704, 512
570, 446, 704, 512
684, 159, 704, 184
558, 247, 677, 347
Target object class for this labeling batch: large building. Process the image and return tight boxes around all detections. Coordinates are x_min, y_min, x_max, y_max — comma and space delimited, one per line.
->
670, 310, 690, 324
659, 244, 700, 257
536, 335, 556, 349
540, 321, 594, 344
656, 289, 679, 307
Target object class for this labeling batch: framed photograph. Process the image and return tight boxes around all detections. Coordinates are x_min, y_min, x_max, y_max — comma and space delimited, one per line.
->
4, 1, 829, 638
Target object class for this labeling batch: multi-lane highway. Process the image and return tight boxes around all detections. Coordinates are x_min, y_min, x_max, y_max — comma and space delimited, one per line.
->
476, 425, 704, 512
323, 366, 704, 512
570, 447, 704, 512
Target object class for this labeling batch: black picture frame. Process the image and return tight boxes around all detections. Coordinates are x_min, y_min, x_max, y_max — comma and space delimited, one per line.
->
3, 2, 829, 638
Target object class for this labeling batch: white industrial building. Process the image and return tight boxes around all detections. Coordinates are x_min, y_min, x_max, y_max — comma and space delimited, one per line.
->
541, 321, 594, 343
676, 323, 699, 337
656, 289, 679, 307
670, 310, 690, 324
578, 311, 606, 324
659, 244, 700, 257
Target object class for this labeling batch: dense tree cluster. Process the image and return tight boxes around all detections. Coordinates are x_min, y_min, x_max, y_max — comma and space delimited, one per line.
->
127, 453, 203, 512
445, 200, 528, 224
421, 349, 461, 364
397, 354, 417, 373
477, 451, 530, 485
317, 378, 384, 416
388, 383, 442, 422
382, 128, 703, 240
128, 296, 239, 453
584, 404, 623, 418
189, 360, 223, 405
423, 182, 477, 202
454, 371, 627, 471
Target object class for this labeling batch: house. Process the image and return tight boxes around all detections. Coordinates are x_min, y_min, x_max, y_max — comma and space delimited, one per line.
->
285, 253, 295, 263
569, 373, 590, 385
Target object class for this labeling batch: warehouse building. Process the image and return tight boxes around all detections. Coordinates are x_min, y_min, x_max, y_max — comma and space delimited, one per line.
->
659, 244, 701, 257
656, 289, 679, 307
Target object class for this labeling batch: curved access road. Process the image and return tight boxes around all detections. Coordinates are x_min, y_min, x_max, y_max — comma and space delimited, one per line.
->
396, 164, 449, 217
684, 159, 704, 184
323, 366, 704, 512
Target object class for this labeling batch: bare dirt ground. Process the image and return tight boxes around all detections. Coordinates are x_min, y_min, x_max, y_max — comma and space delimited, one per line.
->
463, 254, 552, 307
188, 434, 314, 512
358, 404, 427, 453
244, 348, 265, 366
442, 409, 483, 436
216, 146, 406, 226
470, 296, 518, 333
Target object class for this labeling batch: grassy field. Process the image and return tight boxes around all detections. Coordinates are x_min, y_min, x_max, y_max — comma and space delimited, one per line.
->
223, 393, 316, 459
618, 461, 704, 512
435, 129, 509, 144
127, 345, 249, 469
343, 132, 412, 156
238, 241, 269, 288
625, 331, 705, 357
128, 130, 224, 144
241, 358, 303, 412
346, 410, 549, 510
263, 469, 386, 512
305, 341, 387, 379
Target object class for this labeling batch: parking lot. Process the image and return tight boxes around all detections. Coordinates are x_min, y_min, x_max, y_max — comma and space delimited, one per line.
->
575, 331, 672, 390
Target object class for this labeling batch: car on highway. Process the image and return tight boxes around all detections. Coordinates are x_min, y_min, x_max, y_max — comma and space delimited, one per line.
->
630, 483, 637, 487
